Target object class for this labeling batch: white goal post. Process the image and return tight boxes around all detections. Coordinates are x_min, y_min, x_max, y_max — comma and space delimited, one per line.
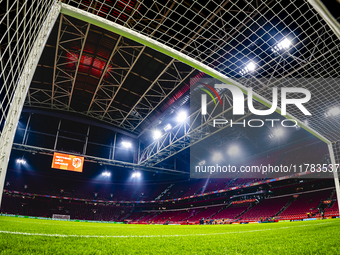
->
52, 214, 71, 220
0, 1, 60, 207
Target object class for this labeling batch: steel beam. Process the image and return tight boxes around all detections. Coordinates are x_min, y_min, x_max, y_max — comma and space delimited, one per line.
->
87, 35, 123, 113
118, 59, 175, 127
130, 63, 195, 132
67, 23, 91, 109
11, 143, 188, 176
100, 45, 146, 119
60, 3, 329, 145
139, 102, 263, 167
51, 14, 63, 108
51, 15, 87, 110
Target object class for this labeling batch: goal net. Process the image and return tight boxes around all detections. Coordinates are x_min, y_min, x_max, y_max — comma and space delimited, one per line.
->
52, 214, 71, 220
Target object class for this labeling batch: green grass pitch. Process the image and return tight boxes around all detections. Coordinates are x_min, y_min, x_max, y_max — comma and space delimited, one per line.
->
0, 216, 339, 254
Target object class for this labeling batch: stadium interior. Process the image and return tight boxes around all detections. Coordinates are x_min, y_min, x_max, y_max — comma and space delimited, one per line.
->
1, 0, 340, 228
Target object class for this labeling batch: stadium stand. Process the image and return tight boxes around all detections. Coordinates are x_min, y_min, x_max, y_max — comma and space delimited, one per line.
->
0, 194, 135, 221
138, 212, 158, 224
1, 138, 337, 223
1, 186, 337, 223
278, 189, 331, 220
3, 139, 330, 205
324, 202, 339, 217
238, 196, 290, 222
151, 210, 183, 224
187, 205, 224, 222
165, 209, 199, 223
211, 204, 251, 221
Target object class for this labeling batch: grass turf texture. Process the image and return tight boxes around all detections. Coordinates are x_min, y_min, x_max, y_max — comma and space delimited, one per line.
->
0, 216, 339, 254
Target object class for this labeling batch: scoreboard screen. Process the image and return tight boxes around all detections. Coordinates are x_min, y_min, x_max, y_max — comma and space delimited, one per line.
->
51, 152, 84, 172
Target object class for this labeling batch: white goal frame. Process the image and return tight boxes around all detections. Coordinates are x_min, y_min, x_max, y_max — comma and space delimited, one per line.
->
52, 214, 71, 220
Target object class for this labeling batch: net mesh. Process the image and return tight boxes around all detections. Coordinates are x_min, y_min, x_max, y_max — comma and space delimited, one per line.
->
1, 0, 340, 155
333, 142, 340, 167
0, 0, 56, 135
62, 0, 340, 143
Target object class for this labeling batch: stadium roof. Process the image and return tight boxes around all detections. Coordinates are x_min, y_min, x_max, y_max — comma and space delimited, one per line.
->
27, 14, 197, 135
17, 0, 340, 142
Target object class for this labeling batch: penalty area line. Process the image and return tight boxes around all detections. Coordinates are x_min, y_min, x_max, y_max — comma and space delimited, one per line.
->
0, 222, 334, 238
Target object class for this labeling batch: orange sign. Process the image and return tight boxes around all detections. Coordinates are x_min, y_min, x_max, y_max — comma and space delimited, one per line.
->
51, 152, 84, 172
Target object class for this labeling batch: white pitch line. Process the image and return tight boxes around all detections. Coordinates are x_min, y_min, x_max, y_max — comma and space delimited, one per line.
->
0, 222, 334, 238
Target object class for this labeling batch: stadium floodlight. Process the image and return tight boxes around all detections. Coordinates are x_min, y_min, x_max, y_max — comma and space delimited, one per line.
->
246, 62, 256, 71
325, 107, 340, 117
16, 159, 26, 164
228, 145, 240, 156
122, 141, 132, 149
212, 152, 222, 162
239, 61, 256, 75
269, 127, 285, 139
176, 111, 187, 122
164, 124, 172, 132
273, 128, 284, 137
153, 130, 162, 140
102, 171, 111, 177
132, 172, 141, 178
272, 38, 292, 53
198, 160, 206, 166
